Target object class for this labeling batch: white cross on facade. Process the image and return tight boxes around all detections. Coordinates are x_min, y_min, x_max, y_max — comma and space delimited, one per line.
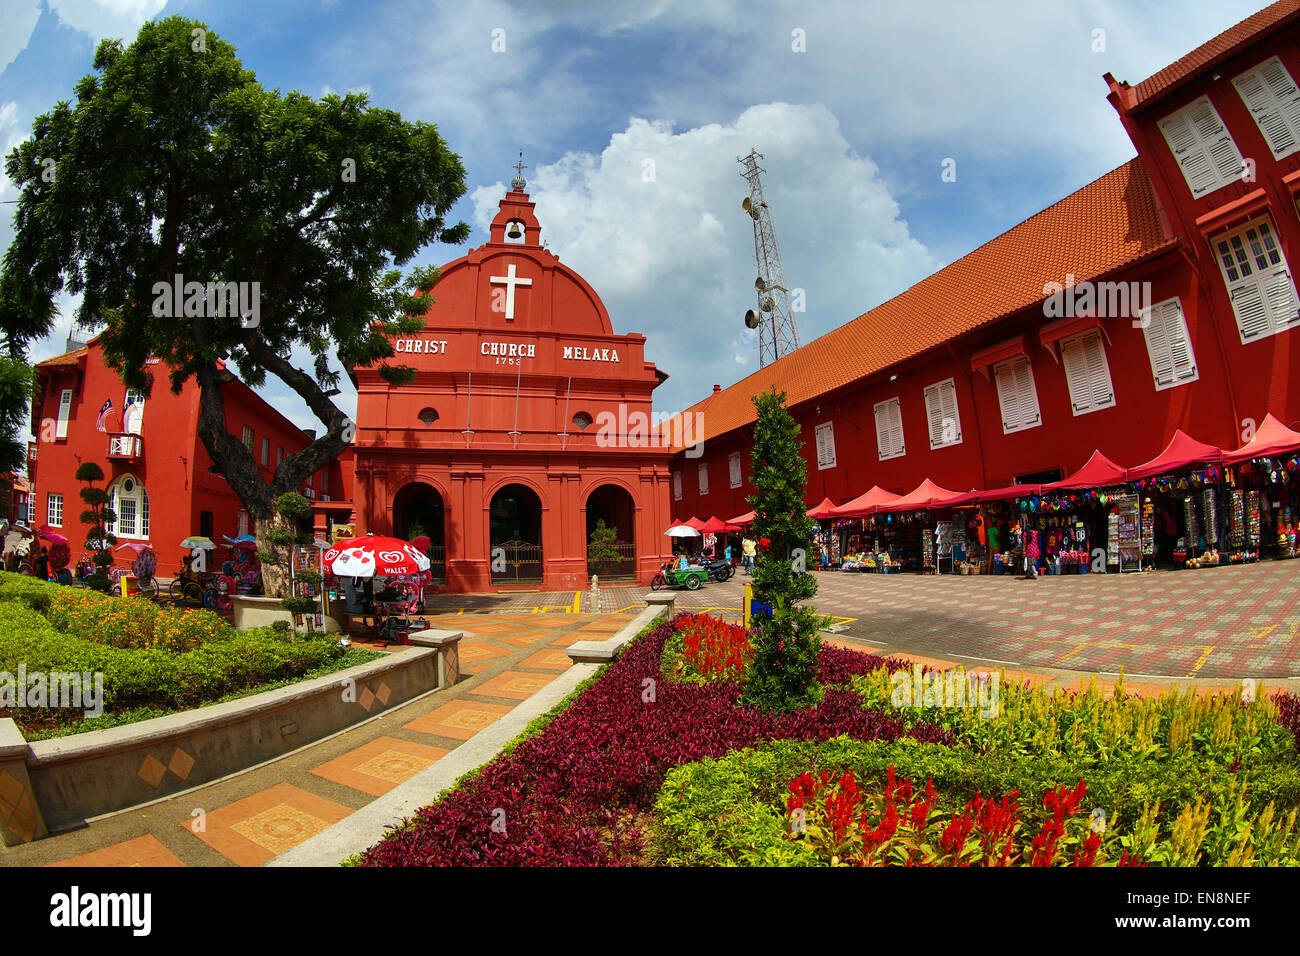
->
489, 263, 532, 320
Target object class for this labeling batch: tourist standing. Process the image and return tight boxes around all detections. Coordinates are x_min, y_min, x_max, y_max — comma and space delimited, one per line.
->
742, 535, 756, 574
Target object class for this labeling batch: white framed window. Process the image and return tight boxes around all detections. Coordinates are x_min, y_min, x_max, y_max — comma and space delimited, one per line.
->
1059, 330, 1117, 415
106, 474, 149, 539
993, 356, 1042, 434
242, 425, 254, 450
1214, 217, 1300, 343
1157, 96, 1246, 198
47, 493, 63, 528
923, 378, 962, 448
698, 462, 709, 496
1140, 297, 1199, 389
56, 389, 72, 439
814, 422, 837, 470
1233, 56, 1300, 161
237, 511, 249, 536
672, 472, 682, 501
728, 452, 742, 489
873, 398, 905, 461
261, 437, 270, 465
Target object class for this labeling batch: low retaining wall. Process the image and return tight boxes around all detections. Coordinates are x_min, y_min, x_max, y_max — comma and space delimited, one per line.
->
2, 632, 463, 843
232, 595, 342, 634
268, 598, 671, 866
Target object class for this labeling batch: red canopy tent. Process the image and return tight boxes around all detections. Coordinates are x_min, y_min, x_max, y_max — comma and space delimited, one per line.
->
830, 485, 902, 517
1223, 413, 1300, 464
684, 516, 706, 531
876, 479, 966, 513
974, 484, 1042, 503
1044, 450, 1128, 490
805, 497, 838, 519
1125, 430, 1222, 481
699, 515, 741, 533
727, 511, 756, 526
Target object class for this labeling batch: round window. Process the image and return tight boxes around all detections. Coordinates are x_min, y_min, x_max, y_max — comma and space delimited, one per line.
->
123, 478, 135, 494
418, 407, 439, 426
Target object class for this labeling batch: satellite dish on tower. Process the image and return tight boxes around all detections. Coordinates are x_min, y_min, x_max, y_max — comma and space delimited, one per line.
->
742, 197, 759, 219
744, 310, 761, 329
755, 276, 767, 291
760, 296, 775, 312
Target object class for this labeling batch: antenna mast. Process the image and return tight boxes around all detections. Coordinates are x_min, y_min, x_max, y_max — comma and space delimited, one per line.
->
739, 149, 800, 367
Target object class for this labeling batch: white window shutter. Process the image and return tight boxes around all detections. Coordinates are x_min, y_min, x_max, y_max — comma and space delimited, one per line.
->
874, 399, 904, 460
1159, 97, 1244, 197
995, 363, 1020, 431
1262, 265, 1300, 333
939, 382, 960, 443
1143, 301, 1178, 387
924, 385, 943, 447
1232, 276, 1273, 342
1061, 338, 1090, 412
1083, 333, 1115, 408
1012, 357, 1040, 428
1233, 57, 1300, 160
56, 389, 72, 439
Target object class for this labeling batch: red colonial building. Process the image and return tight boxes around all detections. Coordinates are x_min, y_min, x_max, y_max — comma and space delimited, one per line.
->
350, 172, 675, 590
670, 1, 1300, 521
29, 335, 348, 578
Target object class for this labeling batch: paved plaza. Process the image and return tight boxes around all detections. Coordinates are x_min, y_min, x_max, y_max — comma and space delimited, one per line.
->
454, 559, 1300, 681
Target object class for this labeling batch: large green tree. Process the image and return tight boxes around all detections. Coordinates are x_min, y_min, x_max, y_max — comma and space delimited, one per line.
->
742, 389, 827, 712
1, 16, 467, 590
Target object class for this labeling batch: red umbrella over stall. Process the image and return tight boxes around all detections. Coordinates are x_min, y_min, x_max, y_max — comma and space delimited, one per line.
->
1223, 413, 1300, 464
805, 497, 838, 519
830, 486, 901, 517
322, 534, 431, 578
1125, 430, 1222, 482
1044, 450, 1128, 490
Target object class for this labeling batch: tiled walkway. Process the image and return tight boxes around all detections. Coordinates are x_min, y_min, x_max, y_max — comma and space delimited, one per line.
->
1, 611, 634, 868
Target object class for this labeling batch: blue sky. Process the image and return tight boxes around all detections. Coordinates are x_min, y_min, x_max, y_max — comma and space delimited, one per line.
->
0, 0, 1272, 429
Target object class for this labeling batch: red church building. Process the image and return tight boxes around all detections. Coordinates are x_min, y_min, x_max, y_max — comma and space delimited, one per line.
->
29, 334, 348, 578
669, 1, 1300, 522
349, 167, 676, 590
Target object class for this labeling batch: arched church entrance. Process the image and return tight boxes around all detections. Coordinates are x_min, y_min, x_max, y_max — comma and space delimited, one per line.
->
489, 483, 543, 583
393, 481, 446, 582
585, 484, 636, 579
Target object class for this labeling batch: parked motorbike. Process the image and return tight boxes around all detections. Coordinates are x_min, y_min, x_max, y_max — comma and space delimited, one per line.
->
705, 558, 735, 582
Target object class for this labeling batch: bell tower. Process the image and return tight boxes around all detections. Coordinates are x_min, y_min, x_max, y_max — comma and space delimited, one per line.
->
489, 152, 541, 247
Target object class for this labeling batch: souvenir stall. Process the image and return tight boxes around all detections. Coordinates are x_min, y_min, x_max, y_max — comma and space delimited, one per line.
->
1222, 414, 1300, 560
827, 486, 903, 573
1040, 450, 1133, 574
1127, 430, 1227, 569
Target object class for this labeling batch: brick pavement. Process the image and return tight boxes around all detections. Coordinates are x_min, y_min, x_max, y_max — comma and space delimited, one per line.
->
440, 559, 1300, 680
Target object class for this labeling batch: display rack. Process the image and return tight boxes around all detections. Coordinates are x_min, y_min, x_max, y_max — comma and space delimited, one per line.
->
1113, 494, 1142, 571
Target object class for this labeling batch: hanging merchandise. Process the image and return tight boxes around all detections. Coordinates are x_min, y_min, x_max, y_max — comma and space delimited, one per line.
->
1183, 495, 1201, 554
1111, 494, 1141, 572
1246, 489, 1261, 552
921, 528, 935, 571
1228, 489, 1245, 549
1140, 498, 1156, 558
1201, 487, 1219, 546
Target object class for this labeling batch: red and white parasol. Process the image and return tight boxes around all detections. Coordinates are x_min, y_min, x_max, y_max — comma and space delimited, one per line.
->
322, 534, 430, 578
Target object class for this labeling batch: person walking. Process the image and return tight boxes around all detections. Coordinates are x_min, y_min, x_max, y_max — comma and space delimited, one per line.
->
1024, 527, 1040, 579
741, 535, 756, 574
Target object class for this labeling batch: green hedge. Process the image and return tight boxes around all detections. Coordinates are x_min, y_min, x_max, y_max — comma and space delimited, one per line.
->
0, 596, 372, 732
653, 735, 1300, 866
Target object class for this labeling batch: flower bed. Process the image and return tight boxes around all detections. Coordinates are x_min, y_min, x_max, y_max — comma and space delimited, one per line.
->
356, 609, 1300, 867
357, 616, 949, 866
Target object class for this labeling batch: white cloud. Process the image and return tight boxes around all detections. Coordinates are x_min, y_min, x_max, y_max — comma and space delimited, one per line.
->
0, 1, 42, 74
47, 0, 168, 42
472, 102, 937, 413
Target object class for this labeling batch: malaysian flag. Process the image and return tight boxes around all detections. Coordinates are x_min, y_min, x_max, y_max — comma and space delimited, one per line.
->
95, 398, 114, 433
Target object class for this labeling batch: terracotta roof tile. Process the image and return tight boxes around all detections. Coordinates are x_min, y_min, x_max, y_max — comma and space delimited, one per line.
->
33, 346, 88, 369
674, 159, 1175, 448
1128, 0, 1300, 110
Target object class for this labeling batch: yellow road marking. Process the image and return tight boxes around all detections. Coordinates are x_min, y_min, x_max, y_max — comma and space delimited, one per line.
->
1060, 642, 1089, 662
1187, 645, 1215, 677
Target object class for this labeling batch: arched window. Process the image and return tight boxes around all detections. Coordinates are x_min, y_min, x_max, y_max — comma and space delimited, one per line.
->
418, 407, 440, 426
106, 474, 150, 539
572, 411, 593, 430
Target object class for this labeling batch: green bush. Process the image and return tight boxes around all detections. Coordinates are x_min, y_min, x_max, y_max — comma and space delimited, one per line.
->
0, 572, 63, 611
0, 601, 366, 733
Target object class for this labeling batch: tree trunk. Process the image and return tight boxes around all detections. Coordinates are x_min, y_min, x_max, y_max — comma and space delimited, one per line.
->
256, 513, 291, 599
